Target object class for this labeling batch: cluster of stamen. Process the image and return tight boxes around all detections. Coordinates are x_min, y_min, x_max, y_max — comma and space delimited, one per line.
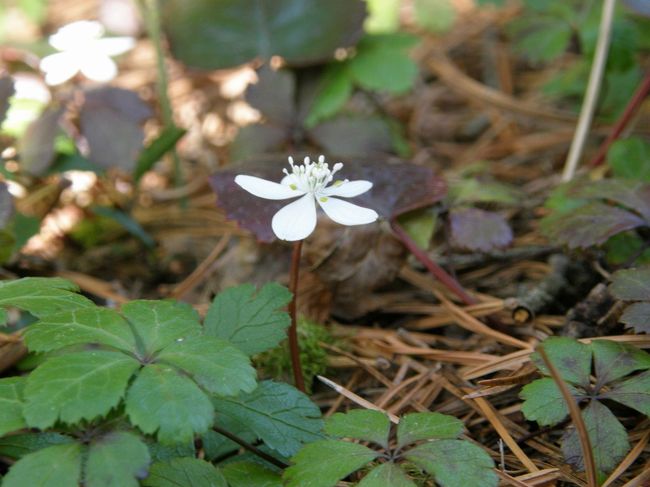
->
284, 155, 345, 194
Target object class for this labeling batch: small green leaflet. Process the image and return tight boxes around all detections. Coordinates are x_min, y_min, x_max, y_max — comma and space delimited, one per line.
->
142, 457, 227, 487
283, 440, 379, 487
531, 337, 591, 387
603, 370, 650, 416
221, 461, 282, 487
520, 378, 574, 426
0, 277, 93, 317
357, 462, 417, 487
2, 443, 83, 487
610, 267, 650, 301
85, 432, 151, 487
0, 432, 74, 460
215, 380, 323, 457
607, 137, 650, 181
204, 283, 292, 356
620, 302, 650, 334
0, 377, 26, 435
325, 409, 390, 449
591, 339, 650, 384
397, 412, 464, 448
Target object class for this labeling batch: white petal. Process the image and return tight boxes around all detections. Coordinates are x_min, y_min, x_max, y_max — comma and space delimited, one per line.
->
281, 173, 299, 186
49, 21, 104, 50
235, 175, 304, 200
272, 194, 317, 241
79, 55, 118, 82
322, 180, 372, 198
317, 196, 378, 226
40, 52, 80, 85
96, 37, 135, 56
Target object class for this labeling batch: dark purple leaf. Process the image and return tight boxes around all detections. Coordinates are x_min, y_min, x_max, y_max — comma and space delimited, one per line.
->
0, 76, 15, 126
209, 157, 446, 242
18, 106, 64, 176
610, 267, 650, 301
449, 208, 513, 252
620, 302, 650, 333
80, 88, 152, 171
575, 179, 650, 221
230, 125, 288, 162
246, 66, 295, 125
309, 115, 394, 157
0, 182, 14, 228
541, 202, 646, 249
162, 0, 366, 69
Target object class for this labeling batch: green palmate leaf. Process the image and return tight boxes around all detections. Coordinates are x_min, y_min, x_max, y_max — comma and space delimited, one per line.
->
86, 432, 151, 487
620, 302, 650, 334
156, 334, 256, 396
610, 267, 650, 301
0, 277, 93, 317
126, 364, 214, 445
23, 350, 140, 429
0, 432, 74, 460
604, 370, 650, 415
358, 462, 417, 487
562, 400, 629, 473
283, 440, 379, 487
145, 440, 196, 463
215, 381, 323, 457
591, 340, 650, 384
405, 439, 497, 487
413, 0, 457, 33
24, 307, 137, 354
304, 63, 354, 128
520, 378, 576, 426
121, 300, 202, 355
221, 461, 282, 487
607, 137, 650, 181
397, 412, 464, 448
349, 34, 419, 94
2, 443, 82, 487
142, 457, 227, 487
532, 337, 592, 388
204, 283, 292, 356
0, 377, 26, 435
325, 409, 390, 449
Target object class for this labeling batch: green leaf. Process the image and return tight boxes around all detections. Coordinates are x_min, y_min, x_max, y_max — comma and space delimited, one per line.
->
398, 209, 437, 249
221, 461, 282, 487
358, 462, 417, 487
215, 381, 323, 457
121, 300, 202, 355
561, 400, 629, 473
0, 377, 26, 435
145, 439, 196, 463
349, 34, 419, 94
24, 307, 137, 354
204, 283, 291, 356
92, 206, 155, 247
604, 233, 650, 267
162, 0, 366, 70
604, 370, 650, 415
515, 22, 572, 62
86, 432, 151, 487
607, 137, 650, 181
413, 0, 457, 33
2, 443, 82, 487
126, 364, 214, 444
610, 267, 650, 301
574, 179, 650, 221
156, 334, 256, 396
142, 457, 227, 487
592, 340, 650, 384
325, 409, 390, 449
520, 378, 576, 426
23, 350, 140, 429
405, 439, 497, 487
364, 0, 401, 33
620, 302, 650, 334
0, 432, 74, 460
397, 412, 464, 448
134, 125, 186, 182
304, 63, 353, 128
10, 212, 41, 250
0, 277, 93, 317
532, 337, 592, 387
451, 178, 520, 205
283, 440, 379, 487
202, 416, 257, 460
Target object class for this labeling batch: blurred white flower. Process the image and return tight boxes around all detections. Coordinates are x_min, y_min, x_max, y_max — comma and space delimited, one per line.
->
40, 20, 134, 86
235, 155, 378, 241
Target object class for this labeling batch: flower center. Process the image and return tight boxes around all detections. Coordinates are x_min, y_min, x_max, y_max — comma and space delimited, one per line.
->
283, 155, 344, 195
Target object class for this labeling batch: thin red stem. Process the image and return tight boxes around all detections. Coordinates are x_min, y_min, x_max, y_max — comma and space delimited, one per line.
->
288, 240, 306, 392
589, 69, 650, 167
391, 221, 477, 306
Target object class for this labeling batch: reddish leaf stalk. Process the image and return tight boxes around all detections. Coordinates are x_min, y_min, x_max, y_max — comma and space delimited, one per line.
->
390, 221, 477, 306
288, 240, 306, 392
589, 69, 650, 167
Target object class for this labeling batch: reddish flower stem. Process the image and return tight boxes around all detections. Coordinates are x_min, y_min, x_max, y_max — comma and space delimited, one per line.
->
589, 69, 650, 167
288, 240, 306, 392
391, 221, 477, 306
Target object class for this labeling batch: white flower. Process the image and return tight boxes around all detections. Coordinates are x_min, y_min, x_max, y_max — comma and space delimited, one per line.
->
40, 20, 135, 86
235, 155, 379, 241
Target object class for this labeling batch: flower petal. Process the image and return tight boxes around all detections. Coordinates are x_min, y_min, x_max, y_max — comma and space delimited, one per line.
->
96, 37, 135, 56
235, 175, 304, 200
317, 196, 378, 226
40, 52, 80, 85
322, 180, 372, 198
272, 194, 317, 241
79, 55, 118, 82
